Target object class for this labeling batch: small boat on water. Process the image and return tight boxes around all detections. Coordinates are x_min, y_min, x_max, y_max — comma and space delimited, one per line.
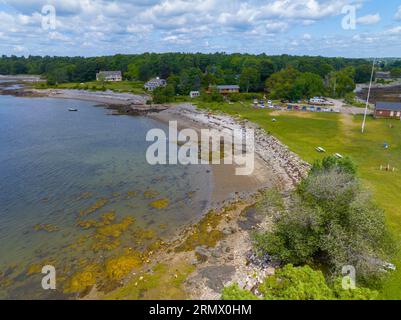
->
68, 108, 78, 112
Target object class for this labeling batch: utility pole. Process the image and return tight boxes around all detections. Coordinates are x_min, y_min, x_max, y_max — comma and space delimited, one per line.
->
361, 57, 376, 133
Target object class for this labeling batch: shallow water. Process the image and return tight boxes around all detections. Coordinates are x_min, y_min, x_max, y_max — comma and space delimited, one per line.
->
0, 95, 212, 299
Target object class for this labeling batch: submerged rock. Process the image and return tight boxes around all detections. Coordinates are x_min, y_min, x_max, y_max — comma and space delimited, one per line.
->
195, 246, 210, 262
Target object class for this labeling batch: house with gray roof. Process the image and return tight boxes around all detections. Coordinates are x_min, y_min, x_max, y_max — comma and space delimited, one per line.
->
208, 84, 240, 95
375, 71, 391, 80
144, 77, 167, 91
374, 102, 401, 119
96, 71, 122, 82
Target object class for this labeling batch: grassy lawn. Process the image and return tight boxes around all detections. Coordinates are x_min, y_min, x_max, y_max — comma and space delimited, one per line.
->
33, 80, 146, 94
197, 101, 401, 299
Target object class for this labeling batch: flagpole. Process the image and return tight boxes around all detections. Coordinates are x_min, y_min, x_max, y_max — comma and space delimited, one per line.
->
361, 57, 376, 133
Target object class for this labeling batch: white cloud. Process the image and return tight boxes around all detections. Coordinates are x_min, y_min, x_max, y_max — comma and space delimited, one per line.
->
357, 13, 380, 25
265, 21, 289, 32
127, 24, 154, 33
48, 31, 74, 42
384, 26, 401, 35
395, 5, 401, 20
162, 34, 191, 44
13, 45, 26, 53
0, 0, 398, 57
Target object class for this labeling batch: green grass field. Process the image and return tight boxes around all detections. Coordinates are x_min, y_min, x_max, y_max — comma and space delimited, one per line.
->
197, 101, 401, 299
33, 80, 146, 94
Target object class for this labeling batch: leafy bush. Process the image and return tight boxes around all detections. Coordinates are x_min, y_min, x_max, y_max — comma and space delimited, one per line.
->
199, 88, 223, 103
332, 278, 378, 300
309, 155, 357, 175
221, 284, 259, 300
222, 264, 378, 300
253, 157, 395, 283
259, 264, 334, 300
152, 84, 175, 104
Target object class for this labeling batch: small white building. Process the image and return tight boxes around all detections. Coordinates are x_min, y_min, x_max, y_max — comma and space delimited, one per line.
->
144, 77, 167, 91
309, 97, 326, 105
190, 91, 200, 98
96, 71, 122, 82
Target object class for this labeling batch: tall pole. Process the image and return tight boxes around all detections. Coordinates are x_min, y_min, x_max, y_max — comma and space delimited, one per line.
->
361, 57, 376, 133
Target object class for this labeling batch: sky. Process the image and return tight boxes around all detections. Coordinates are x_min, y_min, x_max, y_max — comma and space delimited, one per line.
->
0, 0, 401, 58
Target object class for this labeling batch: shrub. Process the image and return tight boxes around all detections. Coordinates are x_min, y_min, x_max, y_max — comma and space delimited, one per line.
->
259, 264, 334, 300
253, 157, 395, 283
222, 264, 378, 300
309, 155, 357, 176
221, 284, 259, 300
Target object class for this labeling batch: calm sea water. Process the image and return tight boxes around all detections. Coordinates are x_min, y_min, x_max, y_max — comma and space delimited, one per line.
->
0, 95, 212, 299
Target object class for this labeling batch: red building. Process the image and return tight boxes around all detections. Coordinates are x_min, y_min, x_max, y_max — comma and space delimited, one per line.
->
374, 102, 401, 119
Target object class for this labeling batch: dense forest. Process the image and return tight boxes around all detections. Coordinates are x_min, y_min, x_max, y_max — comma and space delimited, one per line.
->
0, 53, 399, 100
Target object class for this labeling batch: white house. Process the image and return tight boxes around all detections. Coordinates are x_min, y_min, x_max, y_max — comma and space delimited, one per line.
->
190, 91, 200, 98
144, 77, 167, 91
96, 71, 122, 82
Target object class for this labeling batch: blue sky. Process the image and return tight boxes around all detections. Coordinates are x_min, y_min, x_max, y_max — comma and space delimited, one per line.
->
0, 0, 400, 58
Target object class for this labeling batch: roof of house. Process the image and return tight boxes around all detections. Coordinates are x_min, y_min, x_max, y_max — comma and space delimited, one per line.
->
216, 85, 240, 90
145, 78, 166, 84
375, 102, 401, 111
97, 71, 122, 76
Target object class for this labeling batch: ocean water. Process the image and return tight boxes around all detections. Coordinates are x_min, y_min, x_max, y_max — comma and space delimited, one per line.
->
0, 95, 212, 299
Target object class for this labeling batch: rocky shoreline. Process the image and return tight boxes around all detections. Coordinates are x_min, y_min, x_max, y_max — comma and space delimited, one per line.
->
138, 103, 311, 299
2, 85, 310, 299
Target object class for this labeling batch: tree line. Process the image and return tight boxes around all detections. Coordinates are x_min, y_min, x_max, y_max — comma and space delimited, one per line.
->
0, 53, 379, 98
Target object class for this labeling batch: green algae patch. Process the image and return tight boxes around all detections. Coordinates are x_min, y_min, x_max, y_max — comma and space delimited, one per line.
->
33, 223, 60, 233
76, 210, 117, 230
91, 216, 135, 252
149, 198, 169, 209
79, 198, 108, 216
26, 264, 42, 275
105, 254, 143, 281
100, 211, 116, 225
63, 264, 101, 294
76, 219, 98, 229
126, 191, 137, 197
92, 238, 121, 252
175, 210, 224, 252
95, 216, 135, 238
143, 190, 159, 199
104, 262, 195, 300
